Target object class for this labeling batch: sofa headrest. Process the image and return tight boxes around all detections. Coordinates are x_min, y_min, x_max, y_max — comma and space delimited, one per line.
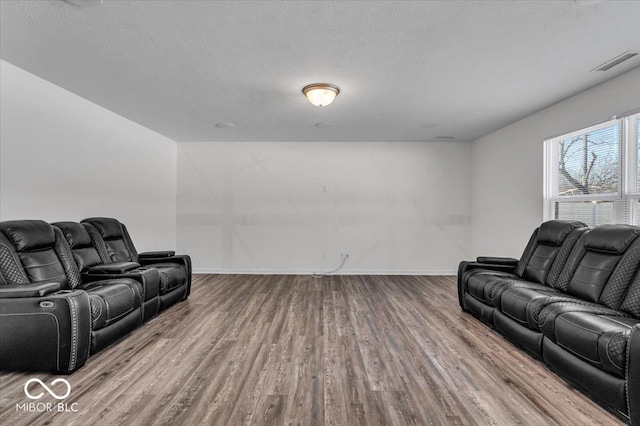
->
82, 217, 123, 240
584, 224, 640, 254
52, 221, 91, 249
0, 220, 55, 252
537, 220, 587, 246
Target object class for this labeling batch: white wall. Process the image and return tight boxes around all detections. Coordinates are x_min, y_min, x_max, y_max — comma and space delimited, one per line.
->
178, 141, 471, 274
471, 66, 640, 258
0, 61, 178, 252
10, 57, 633, 269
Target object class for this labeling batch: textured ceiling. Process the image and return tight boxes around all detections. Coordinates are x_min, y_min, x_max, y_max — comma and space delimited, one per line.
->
1, 0, 640, 142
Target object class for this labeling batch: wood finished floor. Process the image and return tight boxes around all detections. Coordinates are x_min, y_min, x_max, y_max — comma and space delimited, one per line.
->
0, 275, 624, 426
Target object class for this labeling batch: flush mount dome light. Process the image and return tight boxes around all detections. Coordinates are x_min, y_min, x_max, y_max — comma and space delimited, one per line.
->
302, 83, 340, 107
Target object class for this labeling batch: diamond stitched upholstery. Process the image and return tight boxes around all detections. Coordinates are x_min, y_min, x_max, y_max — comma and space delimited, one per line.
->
521, 244, 561, 284
608, 330, 630, 371
466, 224, 586, 311
0, 243, 29, 285
620, 274, 640, 317
121, 225, 139, 263
54, 227, 83, 289
519, 230, 640, 332
0, 220, 144, 350
89, 294, 102, 323
550, 312, 637, 378
0, 217, 187, 374
85, 224, 111, 263
459, 222, 640, 422
53, 222, 107, 273
546, 234, 582, 289
82, 218, 137, 263
0, 221, 80, 288
600, 246, 640, 309
535, 300, 626, 333
486, 280, 559, 309
515, 228, 539, 277
83, 218, 124, 259
84, 278, 142, 330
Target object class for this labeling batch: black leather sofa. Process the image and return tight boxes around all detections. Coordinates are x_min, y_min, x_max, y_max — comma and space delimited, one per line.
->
0, 219, 191, 374
459, 220, 640, 424
53, 221, 162, 322
82, 217, 191, 310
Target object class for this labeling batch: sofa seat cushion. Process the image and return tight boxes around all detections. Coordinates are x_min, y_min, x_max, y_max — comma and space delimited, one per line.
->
498, 287, 562, 327
527, 296, 627, 340
552, 312, 638, 378
465, 269, 519, 303
485, 280, 555, 309
146, 263, 186, 294
85, 279, 143, 330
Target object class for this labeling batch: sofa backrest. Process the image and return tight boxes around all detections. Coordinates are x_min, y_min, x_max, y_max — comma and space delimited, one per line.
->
53, 221, 111, 273
81, 218, 139, 263
620, 273, 640, 318
515, 220, 587, 285
0, 220, 82, 288
556, 224, 640, 309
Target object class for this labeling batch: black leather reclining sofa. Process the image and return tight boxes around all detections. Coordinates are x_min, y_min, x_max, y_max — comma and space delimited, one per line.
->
459, 220, 640, 424
0, 218, 191, 374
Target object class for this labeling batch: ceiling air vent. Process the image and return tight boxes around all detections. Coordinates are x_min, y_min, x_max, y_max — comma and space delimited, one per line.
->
63, 0, 103, 8
591, 52, 638, 72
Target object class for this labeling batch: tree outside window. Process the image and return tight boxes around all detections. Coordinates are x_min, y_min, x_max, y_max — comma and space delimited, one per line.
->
557, 125, 619, 196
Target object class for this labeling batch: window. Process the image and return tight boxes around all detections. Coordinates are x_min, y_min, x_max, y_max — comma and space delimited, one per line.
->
544, 112, 640, 226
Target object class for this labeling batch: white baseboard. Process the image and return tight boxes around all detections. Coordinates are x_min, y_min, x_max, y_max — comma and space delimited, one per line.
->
193, 268, 456, 276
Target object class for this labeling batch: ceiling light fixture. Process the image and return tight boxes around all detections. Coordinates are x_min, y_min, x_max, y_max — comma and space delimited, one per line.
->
302, 83, 340, 107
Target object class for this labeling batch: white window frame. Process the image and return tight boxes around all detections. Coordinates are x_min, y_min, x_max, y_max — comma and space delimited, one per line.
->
624, 113, 640, 224
543, 119, 623, 225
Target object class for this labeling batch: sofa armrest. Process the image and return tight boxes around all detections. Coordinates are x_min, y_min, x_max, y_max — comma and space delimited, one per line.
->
0, 282, 62, 298
88, 261, 141, 274
460, 261, 518, 275
628, 324, 640, 424
476, 256, 519, 267
139, 251, 175, 259
139, 254, 192, 300
457, 260, 518, 311
457, 261, 475, 310
0, 289, 91, 373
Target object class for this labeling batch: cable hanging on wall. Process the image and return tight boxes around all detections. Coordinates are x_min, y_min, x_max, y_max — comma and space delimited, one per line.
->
311, 253, 349, 278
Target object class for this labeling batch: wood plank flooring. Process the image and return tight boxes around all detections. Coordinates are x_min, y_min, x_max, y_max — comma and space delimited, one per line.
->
0, 275, 624, 425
